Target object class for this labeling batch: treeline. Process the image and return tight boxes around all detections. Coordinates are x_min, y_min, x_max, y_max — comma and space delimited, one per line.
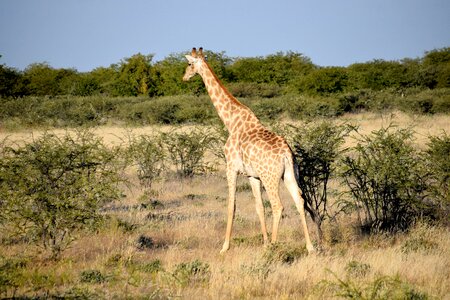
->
1, 48, 449, 98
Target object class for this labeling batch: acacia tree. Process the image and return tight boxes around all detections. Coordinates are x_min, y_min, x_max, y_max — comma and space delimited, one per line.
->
0, 131, 122, 259
290, 122, 352, 242
341, 126, 428, 232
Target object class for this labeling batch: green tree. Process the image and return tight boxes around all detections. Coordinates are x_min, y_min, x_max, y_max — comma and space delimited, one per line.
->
22, 63, 60, 96
347, 60, 412, 91
0, 64, 23, 97
89, 66, 118, 95
230, 51, 314, 86
112, 53, 156, 96
153, 53, 196, 96
297, 67, 349, 95
420, 47, 450, 88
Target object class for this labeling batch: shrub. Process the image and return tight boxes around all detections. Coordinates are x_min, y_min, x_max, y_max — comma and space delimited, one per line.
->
0, 130, 122, 259
290, 121, 353, 242
345, 260, 371, 277
172, 259, 211, 287
341, 126, 428, 232
316, 272, 429, 300
161, 127, 218, 177
0, 256, 27, 297
139, 259, 163, 274
423, 132, 450, 223
227, 82, 282, 98
262, 243, 308, 265
79, 270, 106, 284
127, 133, 165, 188
136, 235, 155, 250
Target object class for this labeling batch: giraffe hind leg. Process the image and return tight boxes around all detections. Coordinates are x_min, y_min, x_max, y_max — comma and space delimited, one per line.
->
283, 161, 315, 253
263, 181, 284, 244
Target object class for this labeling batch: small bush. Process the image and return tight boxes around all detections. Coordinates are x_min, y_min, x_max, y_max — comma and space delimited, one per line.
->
316, 272, 429, 300
0, 256, 27, 297
128, 133, 165, 188
136, 235, 155, 250
263, 243, 308, 265
345, 260, 371, 277
161, 127, 218, 177
116, 218, 138, 233
79, 270, 106, 284
172, 259, 211, 287
140, 259, 163, 274
401, 237, 438, 254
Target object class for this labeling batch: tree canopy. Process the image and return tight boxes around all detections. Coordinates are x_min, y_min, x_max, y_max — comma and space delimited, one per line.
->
0, 47, 449, 98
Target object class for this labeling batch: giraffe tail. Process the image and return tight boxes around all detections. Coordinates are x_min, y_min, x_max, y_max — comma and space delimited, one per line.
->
286, 153, 314, 217
284, 152, 302, 189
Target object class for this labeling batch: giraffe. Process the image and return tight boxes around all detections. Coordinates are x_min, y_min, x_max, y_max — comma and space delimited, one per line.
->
183, 47, 315, 254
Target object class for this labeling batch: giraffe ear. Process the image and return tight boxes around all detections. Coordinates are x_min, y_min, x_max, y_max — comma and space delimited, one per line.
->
185, 55, 196, 63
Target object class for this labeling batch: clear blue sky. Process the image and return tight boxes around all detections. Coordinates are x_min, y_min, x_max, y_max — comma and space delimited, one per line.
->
1, 0, 449, 72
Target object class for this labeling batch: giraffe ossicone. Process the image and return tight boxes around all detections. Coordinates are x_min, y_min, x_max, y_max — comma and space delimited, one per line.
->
183, 47, 315, 254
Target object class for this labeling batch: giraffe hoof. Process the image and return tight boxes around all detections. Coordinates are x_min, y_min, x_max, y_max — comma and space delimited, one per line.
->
307, 244, 315, 254
220, 244, 229, 254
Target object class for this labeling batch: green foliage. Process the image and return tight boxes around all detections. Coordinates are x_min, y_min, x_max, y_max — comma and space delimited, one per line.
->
345, 260, 371, 277
139, 259, 163, 274
230, 51, 314, 86
297, 67, 349, 95
423, 132, 450, 222
262, 243, 308, 265
421, 47, 450, 88
0, 130, 122, 259
317, 271, 429, 300
172, 259, 211, 287
341, 126, 428, 232
79, 269, 107, 284
0, 64, 22, 97
112, 53, 156, 96
401, 236, 438, 254
161, 127, 219, 177
1, 47, 449, 100
0, 256, 27, 297
119, 96, 214, 125
22, 63, 79, 96
127, 133, 165, 188
227, 82, 282, 98
290, 122, 353, 241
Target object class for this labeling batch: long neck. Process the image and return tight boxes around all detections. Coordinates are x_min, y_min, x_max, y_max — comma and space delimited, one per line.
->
199, 62, 259, 132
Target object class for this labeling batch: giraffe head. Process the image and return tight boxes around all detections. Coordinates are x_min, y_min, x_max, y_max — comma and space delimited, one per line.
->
183, 47, 205, 81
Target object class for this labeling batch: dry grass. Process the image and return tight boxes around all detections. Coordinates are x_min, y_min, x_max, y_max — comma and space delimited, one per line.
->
1, 111, 449, 299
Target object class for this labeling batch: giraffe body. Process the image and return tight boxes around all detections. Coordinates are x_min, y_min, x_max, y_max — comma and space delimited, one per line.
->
183, 48, 314, 254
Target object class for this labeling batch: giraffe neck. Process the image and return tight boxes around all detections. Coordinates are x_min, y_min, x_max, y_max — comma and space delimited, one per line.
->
199, 61, 259, 133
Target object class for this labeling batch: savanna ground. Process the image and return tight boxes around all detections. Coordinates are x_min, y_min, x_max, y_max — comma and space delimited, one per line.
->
0, 111, 449, 299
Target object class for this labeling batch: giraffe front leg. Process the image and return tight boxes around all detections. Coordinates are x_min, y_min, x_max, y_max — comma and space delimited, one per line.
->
220, 169, 238, 254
